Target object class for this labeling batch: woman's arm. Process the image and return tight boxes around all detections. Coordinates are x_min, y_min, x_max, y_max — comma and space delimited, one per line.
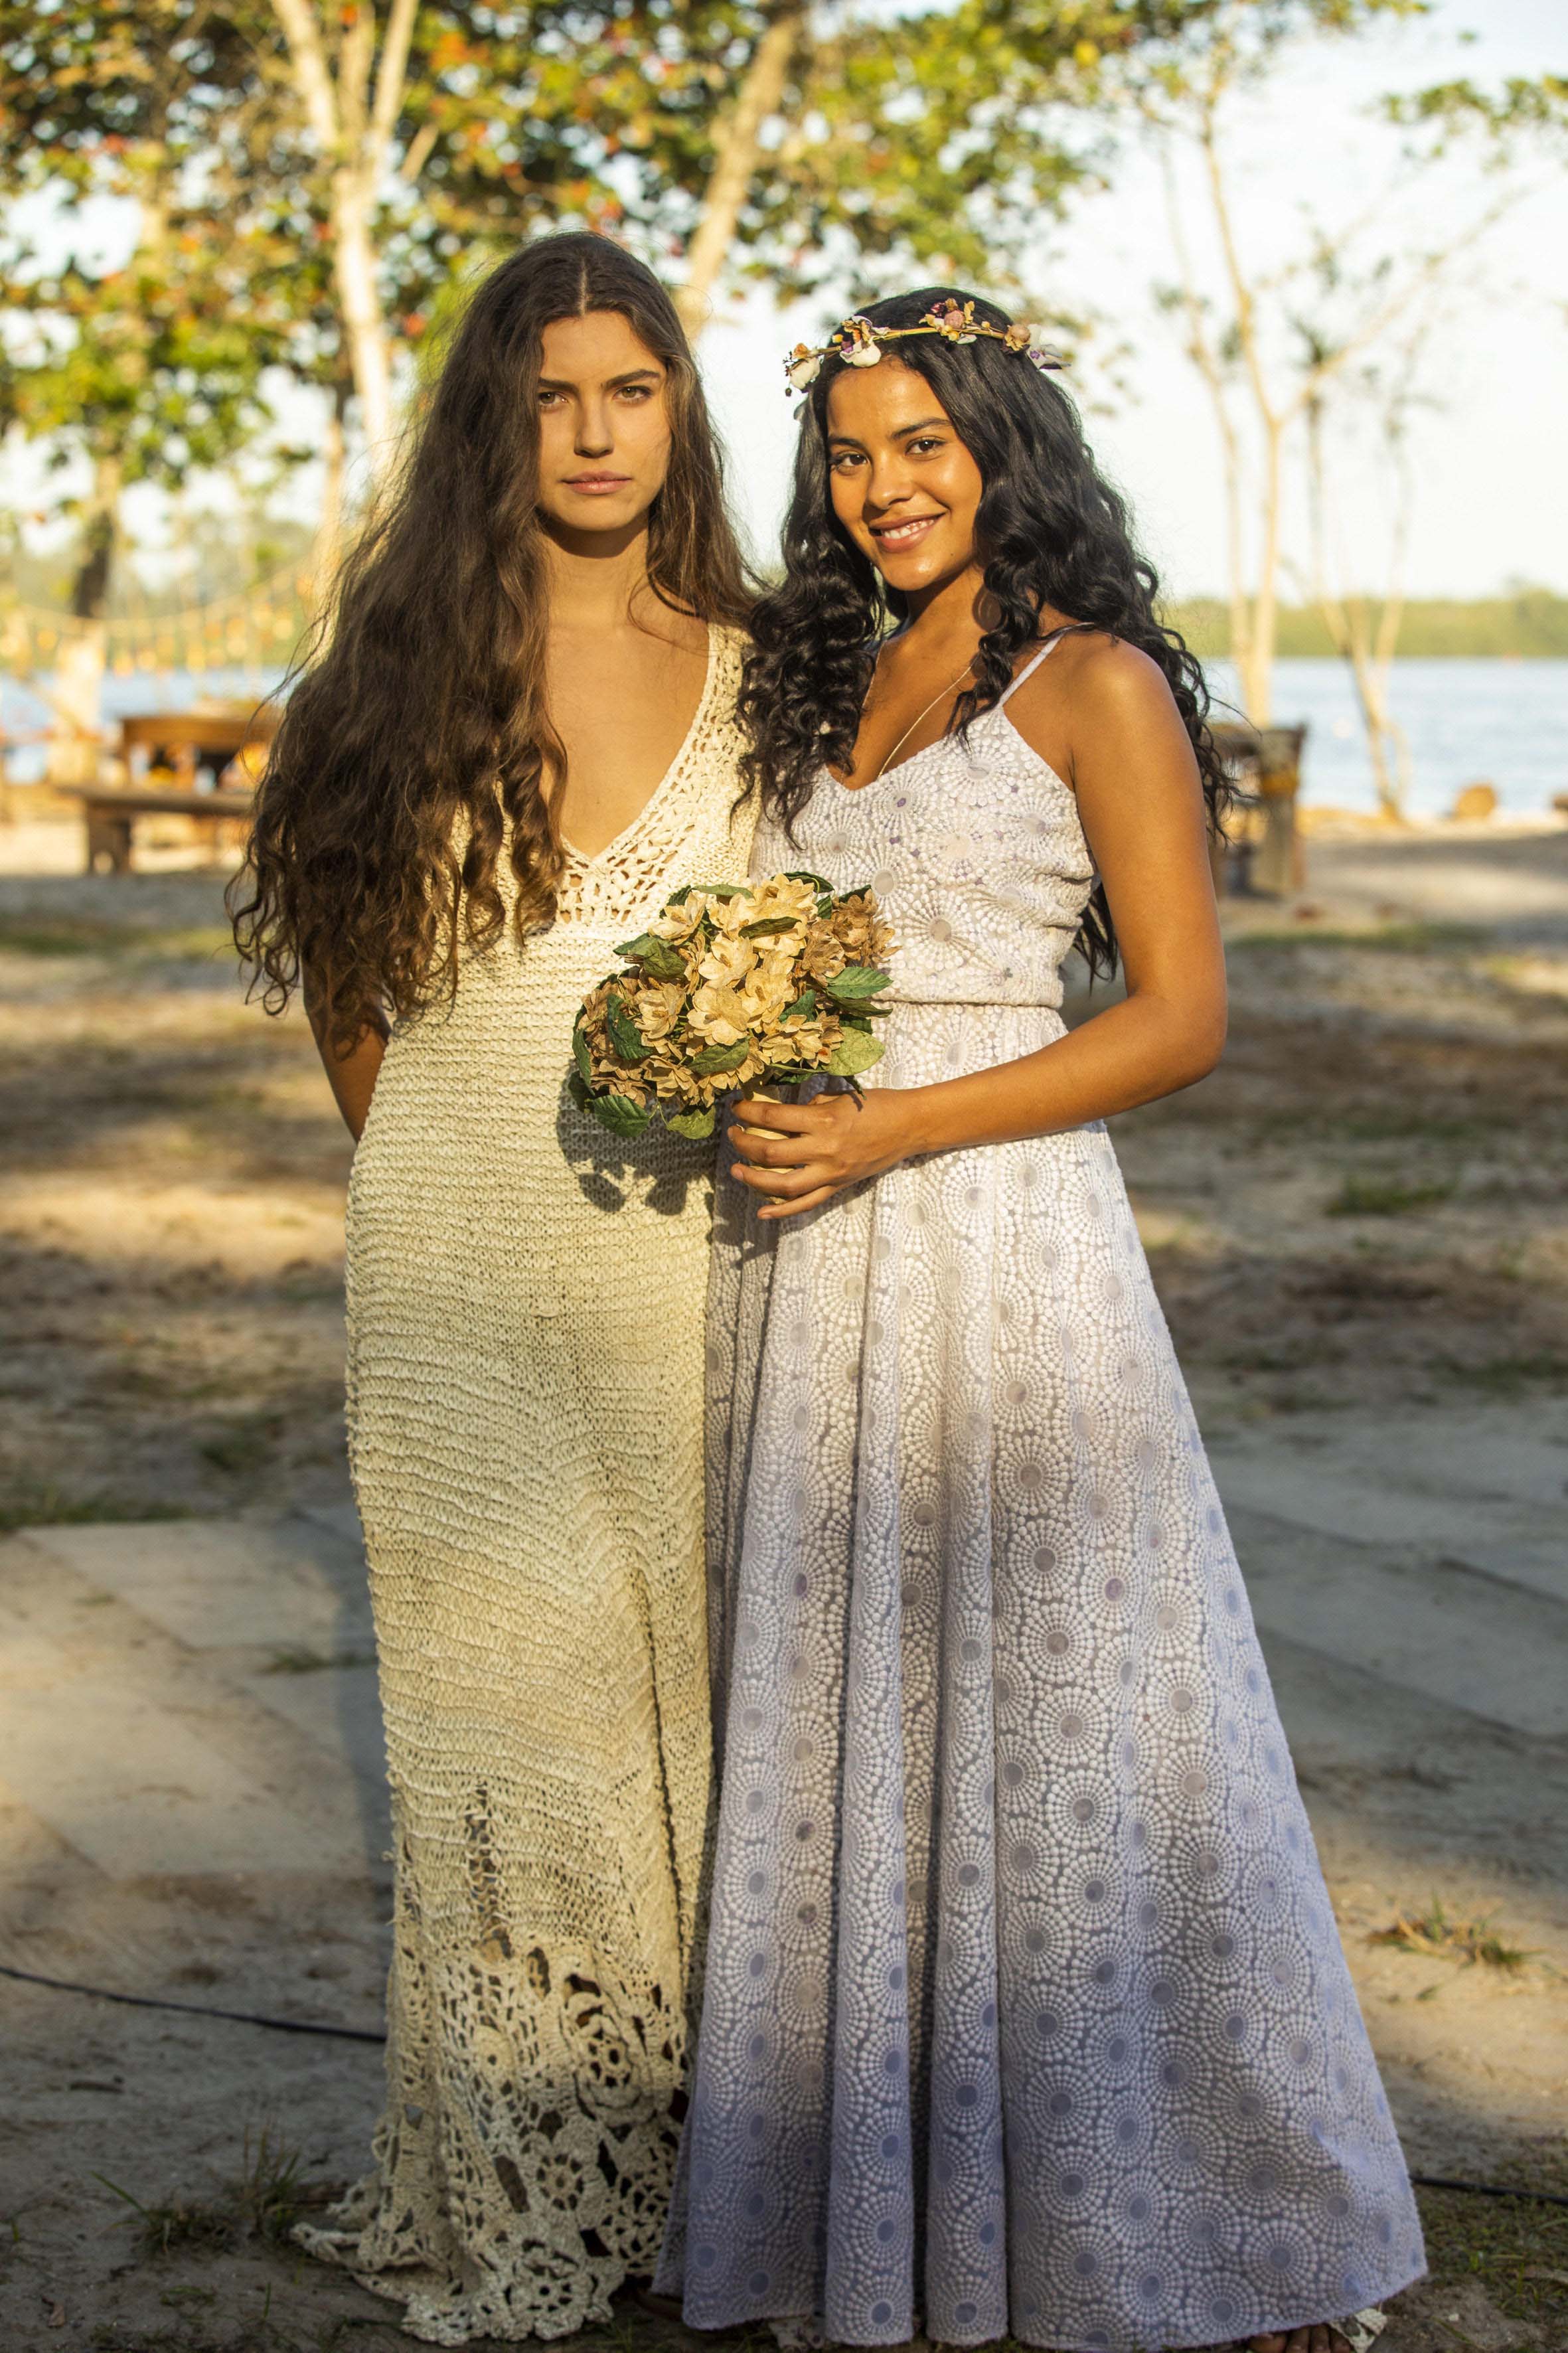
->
730, 637, 1227, 1220
307, 983, 390, 1143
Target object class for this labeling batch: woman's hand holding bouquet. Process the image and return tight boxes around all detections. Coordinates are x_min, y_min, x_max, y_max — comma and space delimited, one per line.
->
572, 871, 896, 1146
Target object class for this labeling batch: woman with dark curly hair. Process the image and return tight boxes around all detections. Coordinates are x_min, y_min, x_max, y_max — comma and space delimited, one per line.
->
231, 232, 755, 2342
657, 290, 1423, 2353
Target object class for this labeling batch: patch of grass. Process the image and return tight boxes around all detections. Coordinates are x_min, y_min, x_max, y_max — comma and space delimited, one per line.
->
1369, 1896, 1532, 1972
197, 1410, 284, 1476
1416, 2177, 1568, 2341
235, 2122, 310, 2243
92, 2127, 315, 2268
261, 1645, 376, 1674
1444, 1351, 1568, 1396
0, 914, 236, 961
92, 2172, 236, 2260
0, 1484, 196, 1535
1229, 920, 1487, 955
0, 920, 109, 955
1326, 1174, 1456, 1217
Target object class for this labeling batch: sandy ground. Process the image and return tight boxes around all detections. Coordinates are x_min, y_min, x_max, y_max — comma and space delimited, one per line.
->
0, 818, 1565, 2353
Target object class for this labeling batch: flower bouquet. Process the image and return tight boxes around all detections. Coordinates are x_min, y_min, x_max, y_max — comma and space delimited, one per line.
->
570, 871, 896, 1141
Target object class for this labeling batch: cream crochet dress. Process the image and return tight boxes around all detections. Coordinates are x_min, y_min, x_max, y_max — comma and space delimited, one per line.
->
297, 627, 753, 2344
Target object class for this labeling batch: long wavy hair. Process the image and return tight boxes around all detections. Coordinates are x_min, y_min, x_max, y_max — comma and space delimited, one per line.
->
740, 287, 1227, 977
231, 233, 753, 1053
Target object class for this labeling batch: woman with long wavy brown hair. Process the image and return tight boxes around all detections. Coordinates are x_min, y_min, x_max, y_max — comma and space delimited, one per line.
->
230, 232, 754, 2343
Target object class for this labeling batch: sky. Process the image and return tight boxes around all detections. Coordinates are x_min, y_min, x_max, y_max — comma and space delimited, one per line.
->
694, 0, 1567, 598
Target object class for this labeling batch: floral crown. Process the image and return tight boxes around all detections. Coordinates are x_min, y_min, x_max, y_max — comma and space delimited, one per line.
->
783, 299, 1065, 398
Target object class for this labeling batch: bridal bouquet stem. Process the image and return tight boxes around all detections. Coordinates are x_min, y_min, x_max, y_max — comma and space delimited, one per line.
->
571, 872, 896, 1141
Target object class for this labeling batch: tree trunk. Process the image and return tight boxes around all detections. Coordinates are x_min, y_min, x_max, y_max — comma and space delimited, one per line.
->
675, 5, 805, 339
333, 166, 395, 475
309, 377, 352, 609
1237, 417, 1282, 725
48, 454, 120, 788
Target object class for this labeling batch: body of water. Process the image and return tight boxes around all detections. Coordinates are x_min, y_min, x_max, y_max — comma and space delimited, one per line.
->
1204, 657, 1567, 819
5, 659, 1565, 823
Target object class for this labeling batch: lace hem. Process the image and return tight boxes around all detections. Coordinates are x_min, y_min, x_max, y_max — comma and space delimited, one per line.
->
296, 1935, 688, 2344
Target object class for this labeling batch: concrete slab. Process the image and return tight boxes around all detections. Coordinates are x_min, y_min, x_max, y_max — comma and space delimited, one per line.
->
0, 1528, 384, 1880
235, 1655, 390, 1830
0, 1672, 339, 1878
20, 1516, 369, 1653
1210, 1400, 1568, 1607
1231, 1501, 1568, 1738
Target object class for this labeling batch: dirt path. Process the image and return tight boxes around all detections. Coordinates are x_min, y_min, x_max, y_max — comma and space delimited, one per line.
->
1, 825, 1565, 2353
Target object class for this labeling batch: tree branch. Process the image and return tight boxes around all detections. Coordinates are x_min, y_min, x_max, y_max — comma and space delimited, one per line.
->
676, 3, 807, 338
269, 0, 339, 153
368, 0, 420, 179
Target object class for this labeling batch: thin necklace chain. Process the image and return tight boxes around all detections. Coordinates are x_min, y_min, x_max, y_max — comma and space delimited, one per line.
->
872, 655, 976, 779
867, 621, 1079, 781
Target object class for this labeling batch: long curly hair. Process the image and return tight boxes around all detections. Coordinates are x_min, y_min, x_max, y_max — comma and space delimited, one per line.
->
231, 233, 753, 1054
740, 287, 1227, 978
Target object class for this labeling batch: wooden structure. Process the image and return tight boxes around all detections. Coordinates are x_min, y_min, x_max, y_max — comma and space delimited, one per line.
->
70, 705, 277, 874
1210, 720, 1307, 897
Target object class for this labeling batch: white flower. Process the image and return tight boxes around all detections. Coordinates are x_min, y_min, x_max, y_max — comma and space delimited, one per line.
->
786, 348, 823, 390
844, 341, 883, 367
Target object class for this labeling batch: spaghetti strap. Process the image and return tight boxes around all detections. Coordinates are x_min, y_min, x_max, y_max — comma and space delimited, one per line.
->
997, 622, 1088, 706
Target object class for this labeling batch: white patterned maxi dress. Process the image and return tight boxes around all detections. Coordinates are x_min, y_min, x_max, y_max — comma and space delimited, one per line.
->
657, 643, 1425, 2351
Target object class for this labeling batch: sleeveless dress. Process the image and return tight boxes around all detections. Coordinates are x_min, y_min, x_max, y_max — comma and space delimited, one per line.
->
657, 638, 1424, 2352
297, 627, 755, 2345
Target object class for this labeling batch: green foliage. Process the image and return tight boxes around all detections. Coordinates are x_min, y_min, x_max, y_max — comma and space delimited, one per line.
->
605, 991, 651, 1064
697, 0, 1227, 304
690, 1039, 751, 1076
586, 1090, 653, 1138
826, 1028, 886, 1077
824, 964, 894, 1004
666, 1105, 718, 1140
1167, 588, 1568, 657
614, 932, 687, 981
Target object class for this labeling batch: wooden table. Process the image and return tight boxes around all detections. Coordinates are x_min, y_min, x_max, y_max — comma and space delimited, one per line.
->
71, 704, 276, 872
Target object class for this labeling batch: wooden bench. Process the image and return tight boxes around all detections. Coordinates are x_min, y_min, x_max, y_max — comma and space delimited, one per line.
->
70, 706, 276, 873
70, 784, 257, 874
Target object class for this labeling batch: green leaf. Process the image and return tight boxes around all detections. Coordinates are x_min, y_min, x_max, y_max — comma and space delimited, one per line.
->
763, 1063, 817, 1088
690, 1039, 751, 1076
568, 1066, 593, 1109
665, 885, 693, 908
782, 868, 833, 892
740, 914, 802, 939
615, 932, 686, 981
826, 1029, 886, 1078
589, 1091, 652, 1138
782, 986, 817, 1020
665, 1105, 717, 1141
571, 1020, 593, 1086
689, 880, 751, 900
825, 964, 893, 1003
606, 992, 651, 1064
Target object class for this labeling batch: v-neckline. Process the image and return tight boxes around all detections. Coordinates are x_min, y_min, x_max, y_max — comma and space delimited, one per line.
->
829, 625, 1079, 796
828, 731, 950, 798
559, 626, 717, 869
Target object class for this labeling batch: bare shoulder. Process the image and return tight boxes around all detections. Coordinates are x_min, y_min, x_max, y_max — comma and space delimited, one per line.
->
1007, 628, 1195, 785
1017, 629, 1178, 724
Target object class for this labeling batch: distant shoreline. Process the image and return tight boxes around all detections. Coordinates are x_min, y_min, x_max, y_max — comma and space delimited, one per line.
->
1164, 590, 1568, 661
